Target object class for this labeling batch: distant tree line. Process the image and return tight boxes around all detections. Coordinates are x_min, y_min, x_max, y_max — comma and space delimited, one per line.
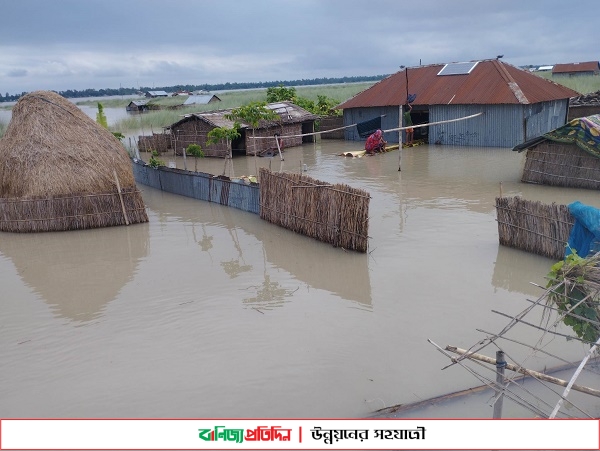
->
0, 74, 388, 102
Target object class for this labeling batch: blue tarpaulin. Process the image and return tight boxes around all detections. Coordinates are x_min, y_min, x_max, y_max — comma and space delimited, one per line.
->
565, 201, 600, 258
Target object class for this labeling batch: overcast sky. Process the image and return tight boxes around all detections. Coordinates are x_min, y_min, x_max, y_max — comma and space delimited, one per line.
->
1, 0, 597, 95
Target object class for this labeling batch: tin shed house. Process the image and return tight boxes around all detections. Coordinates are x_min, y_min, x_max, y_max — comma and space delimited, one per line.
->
336, 59, 579, 148
552, 61, 600, 78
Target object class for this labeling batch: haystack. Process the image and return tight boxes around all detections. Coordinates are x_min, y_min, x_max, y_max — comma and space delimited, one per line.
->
0, 91, 148, 232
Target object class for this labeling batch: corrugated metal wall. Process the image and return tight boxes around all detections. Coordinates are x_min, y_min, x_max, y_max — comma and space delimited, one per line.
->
343, 106, 400, 143
132, 160, 259, 214
343, 100, 570, 148
430, 104, 519, 147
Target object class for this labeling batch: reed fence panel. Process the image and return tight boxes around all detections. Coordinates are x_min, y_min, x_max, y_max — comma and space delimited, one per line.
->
495, 196, 573, 260
0, 189, 148, 232
259, 169, 370, 252
522, 143, 600, 190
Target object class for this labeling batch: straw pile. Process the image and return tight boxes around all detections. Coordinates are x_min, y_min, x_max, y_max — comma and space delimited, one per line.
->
522, 142, 600, 190
496, 196, 573, 260
0, 91, 148, 232
259, 168, 370, 252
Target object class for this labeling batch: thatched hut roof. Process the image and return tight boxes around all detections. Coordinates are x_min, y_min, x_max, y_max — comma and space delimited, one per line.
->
0, 90, 148, 232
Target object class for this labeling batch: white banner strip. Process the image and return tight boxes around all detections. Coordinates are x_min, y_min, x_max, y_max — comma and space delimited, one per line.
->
1, 418, 598, 450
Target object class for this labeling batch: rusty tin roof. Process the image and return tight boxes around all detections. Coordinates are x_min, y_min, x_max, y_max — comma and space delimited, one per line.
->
552, 61, 600, 74
337, 59, 579, 109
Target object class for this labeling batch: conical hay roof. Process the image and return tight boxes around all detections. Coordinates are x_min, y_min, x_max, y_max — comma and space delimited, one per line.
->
0, 90, 135, 198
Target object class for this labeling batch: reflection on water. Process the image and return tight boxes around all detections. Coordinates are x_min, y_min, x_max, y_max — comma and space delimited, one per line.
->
0, 224, 149, 322
3, 139, 600, 419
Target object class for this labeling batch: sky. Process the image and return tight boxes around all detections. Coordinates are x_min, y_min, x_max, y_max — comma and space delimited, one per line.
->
1, 0, 598, 95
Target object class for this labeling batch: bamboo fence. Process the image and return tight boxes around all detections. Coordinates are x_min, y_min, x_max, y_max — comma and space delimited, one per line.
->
495, 196, 573, 260
259, 169, 370, 252
0, 188, 148, 232
522, 143, 600, 190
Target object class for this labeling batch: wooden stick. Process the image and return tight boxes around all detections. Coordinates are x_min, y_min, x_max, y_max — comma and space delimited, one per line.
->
113, 169, 130, 226
445, 346, 600, 398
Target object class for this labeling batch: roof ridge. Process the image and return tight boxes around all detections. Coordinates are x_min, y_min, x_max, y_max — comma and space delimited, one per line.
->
493, 60, 529, 104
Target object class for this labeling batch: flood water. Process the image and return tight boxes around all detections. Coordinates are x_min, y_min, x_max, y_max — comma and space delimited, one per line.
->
2, 111, 600, 420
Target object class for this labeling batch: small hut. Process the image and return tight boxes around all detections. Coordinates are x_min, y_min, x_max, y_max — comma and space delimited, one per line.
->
513, 114, 600, 190
0, 90, 148, 232
163, 101, 318, 157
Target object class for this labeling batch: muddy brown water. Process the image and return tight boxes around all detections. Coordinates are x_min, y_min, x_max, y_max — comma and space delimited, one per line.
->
2, 137, 600, 419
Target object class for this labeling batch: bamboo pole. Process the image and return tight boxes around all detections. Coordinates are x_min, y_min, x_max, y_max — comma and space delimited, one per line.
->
445, 346, 600, 398
113, 169, 130, 226
493, 350, 506, 419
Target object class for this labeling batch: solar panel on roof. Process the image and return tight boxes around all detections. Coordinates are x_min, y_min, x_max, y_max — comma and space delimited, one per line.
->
437, 61, 479, 76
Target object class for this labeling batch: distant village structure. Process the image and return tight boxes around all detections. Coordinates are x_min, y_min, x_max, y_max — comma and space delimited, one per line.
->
336, 59, 579, 148
144, 90, 169, 98
552, 61, 600, 77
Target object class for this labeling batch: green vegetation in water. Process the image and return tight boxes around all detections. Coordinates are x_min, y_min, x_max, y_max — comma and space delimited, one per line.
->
148, 150, 165, 168
534, 73, 600, 95
185, 143, 204, 172
546, 250, 600, 344
0, 120, 6, 138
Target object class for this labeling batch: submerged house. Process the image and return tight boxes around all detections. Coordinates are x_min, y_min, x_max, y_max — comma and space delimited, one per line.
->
162, 101, 318, 157
513, 114, 600, 190
336, 59, 579, 148
126, 100, 149, 112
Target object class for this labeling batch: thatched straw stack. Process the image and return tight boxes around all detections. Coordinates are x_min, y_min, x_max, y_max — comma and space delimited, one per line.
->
0, 91, 148, 232
259, 168, 370, 252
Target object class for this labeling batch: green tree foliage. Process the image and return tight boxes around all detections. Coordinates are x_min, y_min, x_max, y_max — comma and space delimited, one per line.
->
96, 102, 108, 128
225, 103, 278, 156
546, 250, 600, 344
266, 85, 297, 102
185, 143, 204, 172
207, 123, 241, 148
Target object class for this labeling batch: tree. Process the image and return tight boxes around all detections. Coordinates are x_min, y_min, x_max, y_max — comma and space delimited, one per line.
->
207, 124, 241, 176
225, 102, 278, 156
266, 85, 296, 102
185, 143, 204, 172
96, 102, 108, 128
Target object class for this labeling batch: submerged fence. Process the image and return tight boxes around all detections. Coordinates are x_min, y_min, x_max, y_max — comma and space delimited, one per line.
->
132, 161, 371, 252
495, 196, 573, 260
259, 169, 370, 252
132, 159, 259, 214
0, 188, 148, 232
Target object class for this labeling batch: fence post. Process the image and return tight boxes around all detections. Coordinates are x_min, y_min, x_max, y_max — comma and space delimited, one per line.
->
493, 350, 506, 419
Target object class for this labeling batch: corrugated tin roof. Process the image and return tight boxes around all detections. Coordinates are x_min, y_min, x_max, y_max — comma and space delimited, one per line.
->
337, 59, 579, 109
183, 95, 220, 105
552, 61, 600, 74
167, 101, 317, 130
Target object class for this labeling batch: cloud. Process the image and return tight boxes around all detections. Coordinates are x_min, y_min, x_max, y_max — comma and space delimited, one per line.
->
7, 69, 28, 77
0, 0, 597, 95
